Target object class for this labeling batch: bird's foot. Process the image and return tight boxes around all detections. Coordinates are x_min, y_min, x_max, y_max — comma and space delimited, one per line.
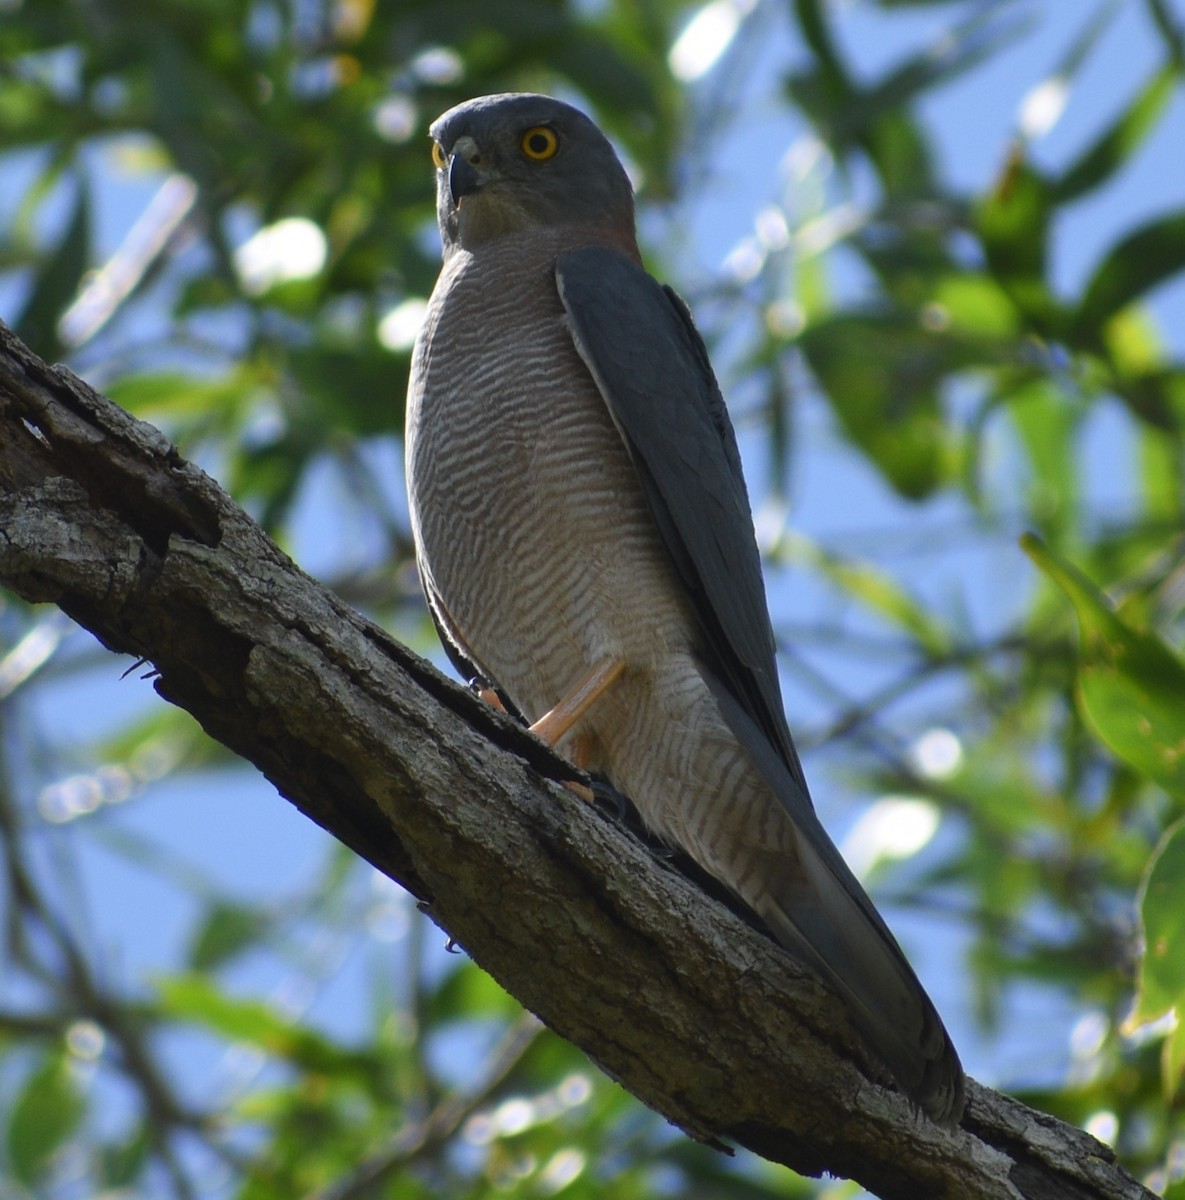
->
590, 778, 631, 821
468, 677, 507, 713
554, 732, 596, 803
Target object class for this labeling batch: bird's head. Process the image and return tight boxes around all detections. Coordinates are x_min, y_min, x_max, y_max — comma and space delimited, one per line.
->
427, 93, 636, 256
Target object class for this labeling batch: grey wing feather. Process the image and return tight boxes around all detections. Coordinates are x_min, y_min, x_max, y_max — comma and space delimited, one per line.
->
557, 246, 965, 1123
555, 245, 808, 796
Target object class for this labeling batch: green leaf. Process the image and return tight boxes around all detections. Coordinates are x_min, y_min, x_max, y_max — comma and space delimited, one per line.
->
1056, 66, 1175, 203
14, 175, 90, 360
548, 33, 657, 118
156, 974, 291, 1043
431, 959, 522, 1023
1129, 819, 1185, 1101
798, 312, 960, 498
942, 751, 1051, 836
931, 273, 1019, 340
1164, 1020, 1185, 1104
785, 0, 860, 152
1007, 378, 1080, 535
1024, 0, 1123, 133
1131, 820, 1185, 1026
791, 538, 951, 654
793, 0, 850, 88
101, 1125, 152, 1188
1074, 210, 1185, 338
287, 344, 406, 436
105, 371, 251, 421
1022, 535, 1185, 798
227, 432, 314, 531
94, 703, 226, 774
794, 0, 1022, 195
976, 158, 1060, 333
1136, 418, 1185, 520
863, 108, 934, 197
154, 975, 375, 1081
1102, 303, 1167, 378
1165, 1177, 1185, 1200
188, 902, 268, 971
6, 1053, 87, 1184
857, 9, 1027, 195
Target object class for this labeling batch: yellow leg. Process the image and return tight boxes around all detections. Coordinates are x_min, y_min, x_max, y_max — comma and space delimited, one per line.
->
569, 732, 593, 772
479, 686, 591, 798
529, 658, 626, 748
529, 659, 625, 805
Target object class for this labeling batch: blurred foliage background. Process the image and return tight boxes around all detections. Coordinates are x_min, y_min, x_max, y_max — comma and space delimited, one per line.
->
2, 0, 1185, 1197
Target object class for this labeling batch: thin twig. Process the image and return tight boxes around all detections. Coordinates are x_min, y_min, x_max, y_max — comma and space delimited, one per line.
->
305, 1012, 544, 1200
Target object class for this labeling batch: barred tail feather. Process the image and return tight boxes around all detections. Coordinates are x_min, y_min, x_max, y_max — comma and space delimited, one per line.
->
755, 859, 964, 1125
703, 665, 966, 1125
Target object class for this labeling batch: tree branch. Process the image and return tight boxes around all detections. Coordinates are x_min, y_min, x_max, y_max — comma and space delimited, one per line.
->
0, 321, 1154, 1200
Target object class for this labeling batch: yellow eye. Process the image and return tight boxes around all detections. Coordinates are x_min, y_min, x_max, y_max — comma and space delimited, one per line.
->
431, 141, 446, 169
521, 126, 558, 161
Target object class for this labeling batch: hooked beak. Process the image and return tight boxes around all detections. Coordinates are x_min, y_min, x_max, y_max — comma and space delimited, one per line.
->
447, 135, 490, 206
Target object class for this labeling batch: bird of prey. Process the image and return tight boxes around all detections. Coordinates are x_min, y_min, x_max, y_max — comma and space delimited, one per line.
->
405, 92, 965, 1124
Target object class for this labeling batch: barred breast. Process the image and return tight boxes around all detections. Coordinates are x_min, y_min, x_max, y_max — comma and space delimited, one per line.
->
406, 229, 799, 901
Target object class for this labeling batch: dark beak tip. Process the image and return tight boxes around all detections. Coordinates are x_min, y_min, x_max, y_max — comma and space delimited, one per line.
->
448, 155, 482, 206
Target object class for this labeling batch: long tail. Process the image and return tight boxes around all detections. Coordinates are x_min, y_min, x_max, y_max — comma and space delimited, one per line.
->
755, 842, 965, 1124
706, 673, 966, 1125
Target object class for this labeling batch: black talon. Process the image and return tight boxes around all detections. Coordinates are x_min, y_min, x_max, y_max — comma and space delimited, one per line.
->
464, 675, 525, 723
590, 778, 632, 821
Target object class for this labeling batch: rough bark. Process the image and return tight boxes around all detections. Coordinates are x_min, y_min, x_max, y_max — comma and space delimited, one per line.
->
0, 320, 1156, 1200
